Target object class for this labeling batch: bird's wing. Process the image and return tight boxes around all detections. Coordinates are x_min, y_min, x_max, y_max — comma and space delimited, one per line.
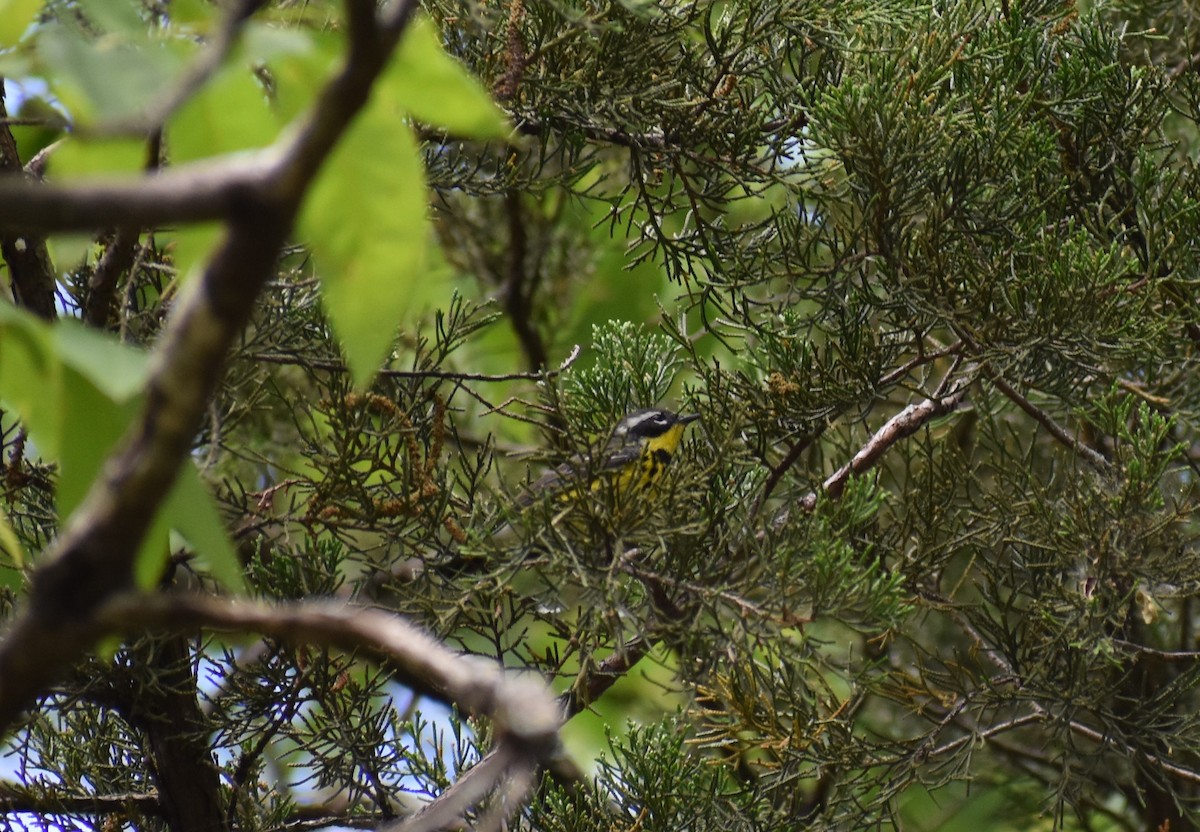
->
515, 438, 639, 507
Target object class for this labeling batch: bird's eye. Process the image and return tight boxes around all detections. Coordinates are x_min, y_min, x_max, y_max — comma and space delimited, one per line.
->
652, 413, 670, 426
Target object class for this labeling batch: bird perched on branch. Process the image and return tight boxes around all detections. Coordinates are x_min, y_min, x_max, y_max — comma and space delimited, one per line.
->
516, 407, 701, 507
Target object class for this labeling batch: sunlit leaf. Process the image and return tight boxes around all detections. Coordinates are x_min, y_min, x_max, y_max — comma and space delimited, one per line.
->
0, 0, 40, 47
268, 29, 343, 123
299, 97, 429, 386
169, 63, 280, 162
36, 23, 187, 124
389, 15, 509, 138
51, 135, 149, 177
162, 462, 247, 592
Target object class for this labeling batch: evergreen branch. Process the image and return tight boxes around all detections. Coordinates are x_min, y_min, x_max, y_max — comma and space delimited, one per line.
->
949, 608, 1200, 789
757, 340, 966, 508
559, 634, 650, 718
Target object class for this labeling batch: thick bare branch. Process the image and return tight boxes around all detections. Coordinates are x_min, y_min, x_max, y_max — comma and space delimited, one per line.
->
0, 157, 272, 232
93, 595, 562, 749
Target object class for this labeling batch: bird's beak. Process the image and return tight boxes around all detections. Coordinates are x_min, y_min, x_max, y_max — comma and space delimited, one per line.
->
678, 412, 701, 425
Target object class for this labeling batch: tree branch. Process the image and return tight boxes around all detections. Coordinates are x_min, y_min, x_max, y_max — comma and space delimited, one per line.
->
93, 595, 561, 750
0, 84, 57, 319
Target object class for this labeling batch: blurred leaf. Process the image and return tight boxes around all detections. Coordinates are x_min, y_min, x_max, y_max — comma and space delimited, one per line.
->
162, 223, 221, 285
0, 0, 40, 47
389, 15, 509, 138
162, 462, 246, 593
299, 98, 429, 386
53, 318, 150, 402
0, 506, 27, 571
47, 235, 97, 273
51, 135, 149, 177
134, 498, 172, 590
77, 0, 146, 37
36, 23, 188, 124
268, 29, 343, 123
0, 305, 149, 516
169, 63, 280, 162
57, 366, 142, 517
0, 304, 63, 458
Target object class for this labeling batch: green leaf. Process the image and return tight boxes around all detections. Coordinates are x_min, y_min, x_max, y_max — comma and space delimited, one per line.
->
0, 0, 40, 47
388, 15, 509, 138
168, 62, 281, 163
161, 462, 246, 593
0, 506, 27, 571
0, 305, 149, 517
51, 136, 149, 177
299, 99, 430, 386
0, 304, 63, 458
134, 499, 172, 590
57, 367, 142, 517
54, 317, 150, 401
47, 235, 98, 273
267, 29, 343, 123
161, 223, 221, 285
77, 0, 147, 37
36, 22, 188, 124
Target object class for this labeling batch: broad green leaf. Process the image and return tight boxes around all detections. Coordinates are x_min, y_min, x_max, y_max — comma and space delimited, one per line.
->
134, 494, 173, 590
47, 235, 98, 273
57, 366, 141, 517
0, 305, 149, 517
242, 22, 315, 65
167, 0, 217, 29
169, 63, 280, 162
299, 100, 429, 386
77, 0, 146, 38
268, 30, 343, 123
51, 135, 149, 177
161, 462, 246, 592
0, 0, 40, 47
388, 15, 509, 138
37, 23, 187, 124
54, 318, 150, 402
162, 222, 221, 286
0, 304, 63, 458
0, 506, 27, 570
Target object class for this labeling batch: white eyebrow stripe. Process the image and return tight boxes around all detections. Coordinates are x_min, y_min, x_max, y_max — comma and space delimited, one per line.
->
626, 412, 662, 431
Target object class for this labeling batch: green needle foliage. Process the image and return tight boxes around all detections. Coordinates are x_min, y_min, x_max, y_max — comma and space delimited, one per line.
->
3, 0, 1200, 829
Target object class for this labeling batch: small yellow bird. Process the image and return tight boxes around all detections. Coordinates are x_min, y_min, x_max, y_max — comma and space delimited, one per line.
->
424, 408, 699, 579
517, 407, 701, 507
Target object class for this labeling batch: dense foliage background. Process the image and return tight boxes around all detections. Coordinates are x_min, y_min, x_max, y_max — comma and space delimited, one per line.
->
2, 0, 1200, 828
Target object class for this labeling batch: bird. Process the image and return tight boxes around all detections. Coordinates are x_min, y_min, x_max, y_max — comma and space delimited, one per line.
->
515, 407, 701, 509
382, 407, 701, 586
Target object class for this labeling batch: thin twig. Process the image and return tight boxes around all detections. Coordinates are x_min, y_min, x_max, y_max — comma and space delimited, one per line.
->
245, 347, 581, 382
985, 369, 1114, 474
